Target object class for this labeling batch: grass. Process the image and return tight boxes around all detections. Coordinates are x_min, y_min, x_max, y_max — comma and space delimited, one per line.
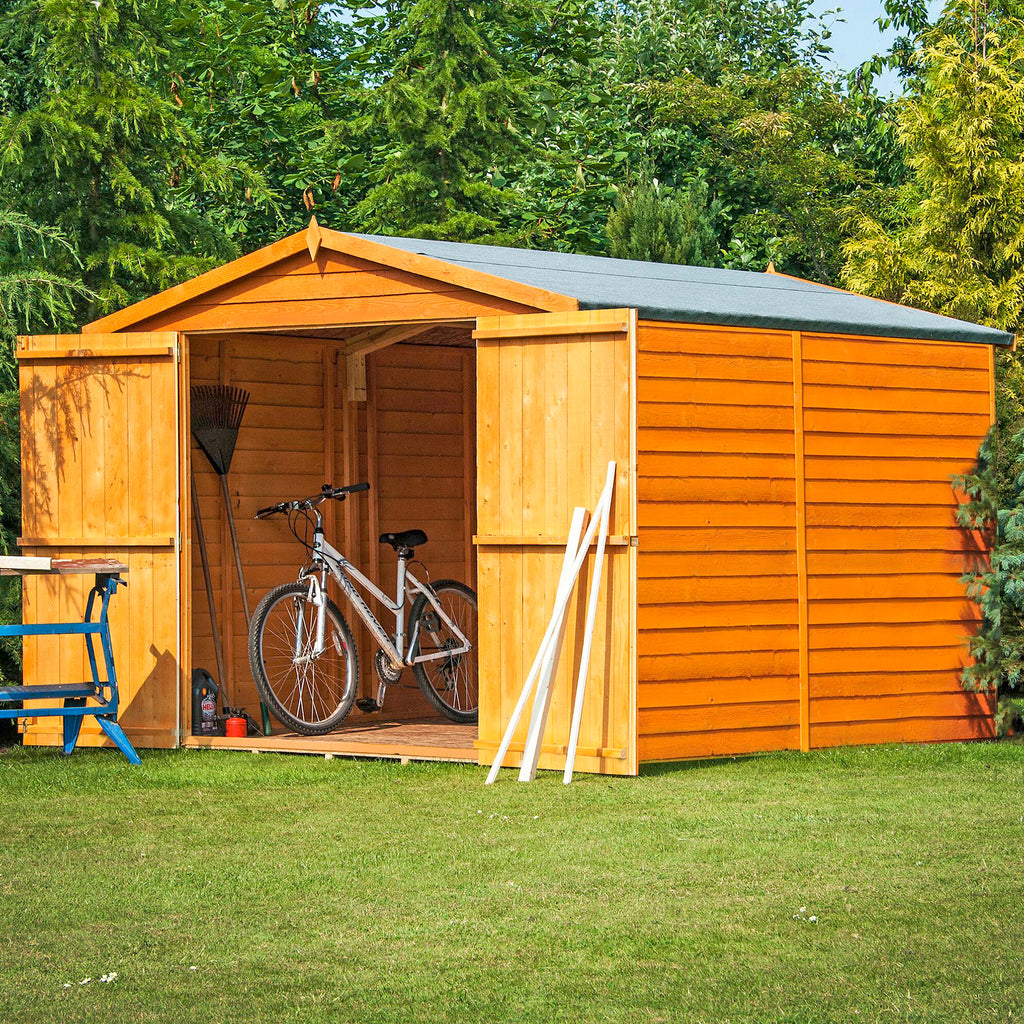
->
1, 742, 1022, 1023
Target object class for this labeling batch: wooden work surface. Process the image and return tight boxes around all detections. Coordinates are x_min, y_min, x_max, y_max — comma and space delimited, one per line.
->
0, 557, 130, 577
183, 719, 478, 764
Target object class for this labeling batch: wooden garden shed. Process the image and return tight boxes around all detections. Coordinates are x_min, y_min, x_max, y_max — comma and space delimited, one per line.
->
15, 219, 1011, 774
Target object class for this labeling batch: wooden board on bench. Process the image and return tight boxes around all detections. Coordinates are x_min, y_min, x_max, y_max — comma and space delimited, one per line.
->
0, 556, 129, 576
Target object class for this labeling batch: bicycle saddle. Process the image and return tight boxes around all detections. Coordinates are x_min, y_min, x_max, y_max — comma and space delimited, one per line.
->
379, 529, 428, 552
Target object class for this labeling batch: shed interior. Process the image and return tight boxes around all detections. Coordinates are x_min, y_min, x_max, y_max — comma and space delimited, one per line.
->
187, 323, 480, 749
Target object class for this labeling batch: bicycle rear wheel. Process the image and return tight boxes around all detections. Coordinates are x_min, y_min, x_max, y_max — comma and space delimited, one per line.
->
410, 580, 478, 723
249, 581, 359, 735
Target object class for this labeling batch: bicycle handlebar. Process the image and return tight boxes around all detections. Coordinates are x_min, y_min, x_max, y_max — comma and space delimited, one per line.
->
254, 482, 370, 519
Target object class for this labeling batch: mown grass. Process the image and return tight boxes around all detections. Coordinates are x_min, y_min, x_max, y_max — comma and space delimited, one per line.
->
1, 741, 1022, 1023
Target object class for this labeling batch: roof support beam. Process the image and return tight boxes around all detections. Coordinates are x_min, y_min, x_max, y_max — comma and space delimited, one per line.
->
344, 323, 438, 402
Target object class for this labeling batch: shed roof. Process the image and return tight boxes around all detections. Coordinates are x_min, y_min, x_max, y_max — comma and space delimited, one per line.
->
85, 219, 1012, 346
351, 234, 1012, 347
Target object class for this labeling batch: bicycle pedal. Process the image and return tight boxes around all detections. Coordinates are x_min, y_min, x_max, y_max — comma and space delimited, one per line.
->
356, 697, 382, 714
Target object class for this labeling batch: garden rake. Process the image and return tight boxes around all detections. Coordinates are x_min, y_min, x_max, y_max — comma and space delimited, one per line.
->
191, 384, 269, 730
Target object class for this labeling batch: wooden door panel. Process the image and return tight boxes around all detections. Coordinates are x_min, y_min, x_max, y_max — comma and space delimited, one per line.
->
17, 333, 182, 748
474, 309, 637, 775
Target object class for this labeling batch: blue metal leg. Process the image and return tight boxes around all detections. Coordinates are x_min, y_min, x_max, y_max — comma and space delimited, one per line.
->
95, 716, 142, 765
62, 697, 86, 754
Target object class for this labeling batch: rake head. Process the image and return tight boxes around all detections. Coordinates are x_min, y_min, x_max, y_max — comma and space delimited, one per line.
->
191, 384, 250, 476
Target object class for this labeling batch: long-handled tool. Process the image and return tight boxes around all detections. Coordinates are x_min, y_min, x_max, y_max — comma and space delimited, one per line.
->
190, 463, 227, 693
191, 384, 270, 733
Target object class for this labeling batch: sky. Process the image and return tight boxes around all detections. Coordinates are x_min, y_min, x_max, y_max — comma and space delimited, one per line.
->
808, 0, 943, 92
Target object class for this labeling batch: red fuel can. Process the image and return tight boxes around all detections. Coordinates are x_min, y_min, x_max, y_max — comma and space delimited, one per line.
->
225, 716, 247, 738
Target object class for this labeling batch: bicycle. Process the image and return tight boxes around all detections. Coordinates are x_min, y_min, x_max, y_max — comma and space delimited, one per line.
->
248, 482, 478, 735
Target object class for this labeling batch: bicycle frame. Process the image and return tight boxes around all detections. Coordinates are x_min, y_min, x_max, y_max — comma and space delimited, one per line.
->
299, 514, 471, 669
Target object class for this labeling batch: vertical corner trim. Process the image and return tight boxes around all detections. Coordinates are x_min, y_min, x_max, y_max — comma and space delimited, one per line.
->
792, 330, 810, 752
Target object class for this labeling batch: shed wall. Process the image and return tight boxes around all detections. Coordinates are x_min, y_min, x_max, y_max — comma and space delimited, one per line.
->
635, 322, 800, 760
636, 321, 995, 762
802, 333, 996, 745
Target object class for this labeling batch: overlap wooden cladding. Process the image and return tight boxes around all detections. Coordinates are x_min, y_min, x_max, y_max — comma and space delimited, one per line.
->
15, 220, 1005, 773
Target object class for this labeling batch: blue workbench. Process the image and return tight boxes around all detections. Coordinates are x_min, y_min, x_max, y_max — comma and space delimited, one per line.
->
0, 557, 140, 764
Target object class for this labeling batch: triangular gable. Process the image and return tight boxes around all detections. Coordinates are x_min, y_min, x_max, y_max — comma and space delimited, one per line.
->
83, 218, 578, 334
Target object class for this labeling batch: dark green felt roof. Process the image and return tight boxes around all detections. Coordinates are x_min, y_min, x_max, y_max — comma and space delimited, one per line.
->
351, 234, 1012, 347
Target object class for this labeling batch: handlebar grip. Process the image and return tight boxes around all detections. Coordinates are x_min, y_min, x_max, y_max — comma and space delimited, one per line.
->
345, 482, 370, 494
255, 502, 287, 519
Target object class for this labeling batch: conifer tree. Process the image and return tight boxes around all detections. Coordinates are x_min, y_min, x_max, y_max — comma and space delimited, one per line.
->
352, 0, 537, 243
606, 179, 720, 266
0, 0, 239, 318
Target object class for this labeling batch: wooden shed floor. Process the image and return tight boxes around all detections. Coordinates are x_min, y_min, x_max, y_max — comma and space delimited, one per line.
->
182, 718, 479, 764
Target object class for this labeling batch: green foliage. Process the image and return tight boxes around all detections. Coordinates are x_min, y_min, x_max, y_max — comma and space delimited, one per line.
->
350, 0, 542, 243
849, 2, 1024, 723
0, 209, 92, 684
641, 62, 864, 280
842, 6, 1024, 329
607, 178, 719, 265
0, 0, 239, 318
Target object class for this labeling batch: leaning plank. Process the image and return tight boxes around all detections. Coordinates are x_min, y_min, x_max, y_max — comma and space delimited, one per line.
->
564, 462, 617, 783
485, 504, 608, 784
518, 508, 587, 782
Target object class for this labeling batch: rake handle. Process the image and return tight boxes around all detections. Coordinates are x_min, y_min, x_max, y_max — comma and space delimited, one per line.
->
221, 473, 251, 628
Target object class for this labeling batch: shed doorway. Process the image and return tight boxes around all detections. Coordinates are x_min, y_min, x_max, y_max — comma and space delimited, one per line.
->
183, 324, 479, 762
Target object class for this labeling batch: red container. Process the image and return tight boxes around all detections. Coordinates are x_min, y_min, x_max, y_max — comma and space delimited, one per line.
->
225, 716, 247, 738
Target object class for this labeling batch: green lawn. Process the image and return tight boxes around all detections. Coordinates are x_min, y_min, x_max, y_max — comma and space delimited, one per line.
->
1, 742, 1022, 1023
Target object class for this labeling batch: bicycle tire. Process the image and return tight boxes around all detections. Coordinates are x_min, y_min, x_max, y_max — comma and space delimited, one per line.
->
249, 581, 359, 735
409, 579, 479, 724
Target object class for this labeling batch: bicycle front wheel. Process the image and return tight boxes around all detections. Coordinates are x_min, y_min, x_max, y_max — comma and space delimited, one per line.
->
410, 580, 478, 724
249, 582, 359, 735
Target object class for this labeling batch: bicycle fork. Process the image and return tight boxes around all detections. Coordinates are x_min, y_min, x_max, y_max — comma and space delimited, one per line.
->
294, 573, 328, 663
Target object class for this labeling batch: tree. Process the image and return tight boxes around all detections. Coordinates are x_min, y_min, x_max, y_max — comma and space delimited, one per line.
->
0, 210, 92, 685
350, 0, 542, 243
844, 2, 1024, 726
607, 178, 719, 265
0, 0, 241, 319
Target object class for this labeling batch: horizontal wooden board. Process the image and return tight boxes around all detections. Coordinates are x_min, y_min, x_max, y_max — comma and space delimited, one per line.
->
801, 334, 991, 369
640, 476, 797, 504
809, 669, 971, 699
640, 403, 793, 431
640, 700, 799, 735
639, 502, 795, 529
639, 377, 792, 406
638, 675, 798, 708
810, 690, 993, 724
803, 383, 991, 414
639, 427, 794, 455
804, 360, 989, 392
638, 724, 799, 761
639, 575, 798, 605
804, 480, 966, 505
638, 352, 793, 383
639, 600, 798, 630
804, 408, 990, 437
805, 455, 980, 482
809, 644, 966, 674
639, 550, 798, 578
639, 325, 793, 358
640, 451, 796, 479
810, 715, 995, 748
639, 624, 798, 657
809, 620, 973, 649
640, 526, 797, 553
638, 651, 798, 684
